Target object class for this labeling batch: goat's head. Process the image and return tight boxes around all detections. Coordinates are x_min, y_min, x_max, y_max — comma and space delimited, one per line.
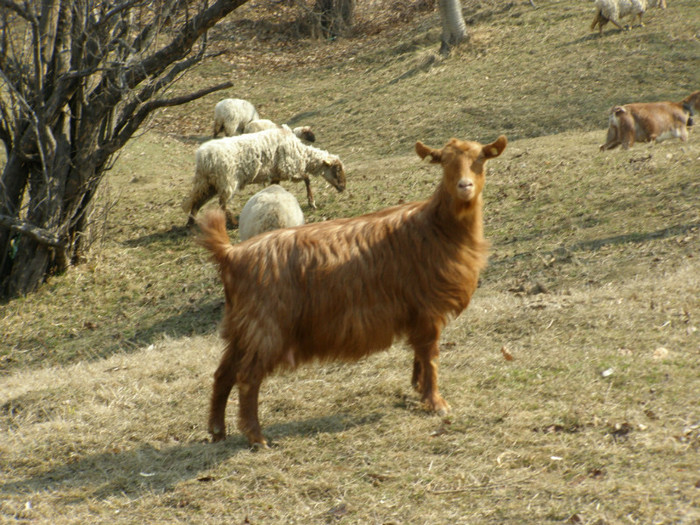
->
320, 156, 346, 192
415, 135, 507, 204
682, 91, 700, 115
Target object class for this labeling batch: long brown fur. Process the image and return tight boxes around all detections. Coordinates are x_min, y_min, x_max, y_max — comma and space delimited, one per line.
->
198, 135, 507, 446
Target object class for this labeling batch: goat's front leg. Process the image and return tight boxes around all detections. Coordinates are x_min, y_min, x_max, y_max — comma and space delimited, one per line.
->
411, 358, 422, 392
409, 325, 450, 415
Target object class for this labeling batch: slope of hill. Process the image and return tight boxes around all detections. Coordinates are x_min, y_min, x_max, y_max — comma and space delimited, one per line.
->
1, 1, 699, 522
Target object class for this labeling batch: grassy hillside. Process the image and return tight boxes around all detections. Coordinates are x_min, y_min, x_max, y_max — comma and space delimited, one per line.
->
2, 1, 699, 523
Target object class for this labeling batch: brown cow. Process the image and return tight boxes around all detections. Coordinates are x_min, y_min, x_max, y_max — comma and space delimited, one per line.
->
197, 135, 507, 447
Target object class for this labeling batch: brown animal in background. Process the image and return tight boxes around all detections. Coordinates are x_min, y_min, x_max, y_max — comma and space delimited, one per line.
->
198, 134, 508, 447
600, 91, 700, 150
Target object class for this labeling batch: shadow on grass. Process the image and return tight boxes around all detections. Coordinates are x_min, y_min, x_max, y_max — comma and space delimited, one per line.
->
567, 221, 700, 252
121, 298, 224, 347
492, 221, 700, 266
123, 223, 194, 248
0, 412, 384, 501
565, 31, 615, 46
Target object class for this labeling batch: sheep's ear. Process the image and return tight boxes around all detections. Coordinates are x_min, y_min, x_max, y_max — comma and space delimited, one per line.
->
415, 141, 442, 163
483, 135, 507, 159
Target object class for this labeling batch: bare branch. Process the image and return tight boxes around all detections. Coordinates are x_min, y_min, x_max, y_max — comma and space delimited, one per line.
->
101, 81, 233, 158
0, 213, 63, 247
0, 0, 31, 20
120, 0, 248, 92
113, 50, 207, 137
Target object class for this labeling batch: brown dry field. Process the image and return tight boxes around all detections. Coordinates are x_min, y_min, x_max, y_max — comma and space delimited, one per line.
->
1, 1, 699, 523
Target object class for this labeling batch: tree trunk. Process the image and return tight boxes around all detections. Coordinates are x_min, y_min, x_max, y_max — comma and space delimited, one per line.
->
438, 0, 469, 55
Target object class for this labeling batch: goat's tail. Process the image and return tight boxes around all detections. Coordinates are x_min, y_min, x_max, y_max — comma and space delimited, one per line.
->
198, 210, 235, 265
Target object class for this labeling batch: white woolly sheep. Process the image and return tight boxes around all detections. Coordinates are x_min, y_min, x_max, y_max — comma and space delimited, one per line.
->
591, 0, 666, 34
213, 98, 260, 137
238, 185, 305, 241
183, 126, 345, 227
243, 119, 316, 143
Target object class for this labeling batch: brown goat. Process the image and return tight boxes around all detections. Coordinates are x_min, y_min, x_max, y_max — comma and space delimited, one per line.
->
198, 135, 507, 447
600, 91, 700, 150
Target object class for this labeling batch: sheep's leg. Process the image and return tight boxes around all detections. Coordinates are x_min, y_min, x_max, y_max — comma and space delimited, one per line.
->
609, 17, 626, 30
591, 11, 606, 34
304, 177, 317, 209
208, 345, 242, 442
219, 184, 239, 228
186, 186, 217, 227
237, 374, 267, 448
409, 323, 450, 415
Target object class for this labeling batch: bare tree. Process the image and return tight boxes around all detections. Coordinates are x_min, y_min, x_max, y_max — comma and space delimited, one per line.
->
313, 0, 355, 38
0, 0, 249, 298
438, 0, 468, 55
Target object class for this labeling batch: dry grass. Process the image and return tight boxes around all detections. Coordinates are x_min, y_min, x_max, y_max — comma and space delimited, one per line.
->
2, 0, 700, 523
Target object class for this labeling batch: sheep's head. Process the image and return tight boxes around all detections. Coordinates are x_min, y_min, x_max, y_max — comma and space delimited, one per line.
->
293, 126, 316, 142
415, 135, 507, 205
319, 156, 346, 192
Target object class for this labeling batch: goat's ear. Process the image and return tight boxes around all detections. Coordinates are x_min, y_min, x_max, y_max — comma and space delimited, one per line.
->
483, 135, 507, 159
415, 141, 442, 163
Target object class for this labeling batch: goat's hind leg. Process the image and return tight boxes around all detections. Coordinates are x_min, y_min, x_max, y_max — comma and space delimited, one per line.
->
237, 372, 267, 448
209, 343, 242, 442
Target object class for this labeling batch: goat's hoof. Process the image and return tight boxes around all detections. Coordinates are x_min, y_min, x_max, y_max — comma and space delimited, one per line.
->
209, 424, 226, 443
423, 396, 451, 415
250, 440, 269, 451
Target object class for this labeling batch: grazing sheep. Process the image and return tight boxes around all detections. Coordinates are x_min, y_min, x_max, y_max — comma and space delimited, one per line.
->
198, 134, 507, 447
590, 0, 667, 34
183, 126, 345, 227
600, 91, 700, 150
238, 185, 305, 242
213, 98, 260, 137
244, 119, 316, 143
